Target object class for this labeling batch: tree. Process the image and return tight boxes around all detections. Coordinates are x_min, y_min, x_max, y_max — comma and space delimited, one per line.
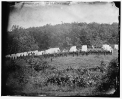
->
91, 36, 105, 48
75, 37, 82, 49
7, 22, 119, 54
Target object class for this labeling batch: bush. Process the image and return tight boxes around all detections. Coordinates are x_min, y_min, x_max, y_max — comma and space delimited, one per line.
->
45, 68, 88, 88
106, 58, 119, 90
107, 58, 119, 79
99, 60, 107, 73
95, 57, 119, 95
26, 57, 50, 72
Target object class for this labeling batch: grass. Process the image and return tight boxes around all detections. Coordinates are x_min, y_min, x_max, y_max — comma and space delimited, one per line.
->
46, 54, 117, 70
4, 50, 118, 96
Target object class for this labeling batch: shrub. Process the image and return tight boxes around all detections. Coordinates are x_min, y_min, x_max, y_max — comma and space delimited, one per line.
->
26, 57, 50, 72
45, 68, 88, 88
95, 57, 119, 95
100, 60, 107, 73
107, 58, 119, 79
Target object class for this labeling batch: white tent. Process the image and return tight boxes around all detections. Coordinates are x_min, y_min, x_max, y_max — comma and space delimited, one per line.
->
32, 50, 39, 56
114, 44, 118, 50
102, 44, 113, 52
23, 52, 28, 56
36, 51, 45, 55
11, 54, 17, 59
69, 46, 77, 52
16, 53, 23, 57
45, 48, 60, 54
5, 54, 11, 58
82, 45, 87, 52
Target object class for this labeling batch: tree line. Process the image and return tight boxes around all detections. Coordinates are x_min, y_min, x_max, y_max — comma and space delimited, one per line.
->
6, 22, 119, 54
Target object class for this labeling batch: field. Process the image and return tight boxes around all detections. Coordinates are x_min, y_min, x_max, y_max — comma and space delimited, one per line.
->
48, 54, 115, 70
4, 50, 119, 96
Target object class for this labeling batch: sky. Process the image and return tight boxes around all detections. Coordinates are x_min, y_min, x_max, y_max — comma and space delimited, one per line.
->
8, 1, 119, 31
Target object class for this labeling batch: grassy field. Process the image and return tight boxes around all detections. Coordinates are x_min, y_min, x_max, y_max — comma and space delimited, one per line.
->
4, 50, 118, 96
46, 50, 118, 70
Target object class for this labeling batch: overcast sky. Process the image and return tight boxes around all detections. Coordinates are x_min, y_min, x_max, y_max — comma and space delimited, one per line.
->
8, 1, 119, 31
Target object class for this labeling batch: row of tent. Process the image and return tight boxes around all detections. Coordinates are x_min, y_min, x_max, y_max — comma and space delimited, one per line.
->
63, 44, 118, 53
6, 44, 118, 59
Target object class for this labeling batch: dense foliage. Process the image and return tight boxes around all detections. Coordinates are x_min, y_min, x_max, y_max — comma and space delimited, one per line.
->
6, 22, 119, 54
